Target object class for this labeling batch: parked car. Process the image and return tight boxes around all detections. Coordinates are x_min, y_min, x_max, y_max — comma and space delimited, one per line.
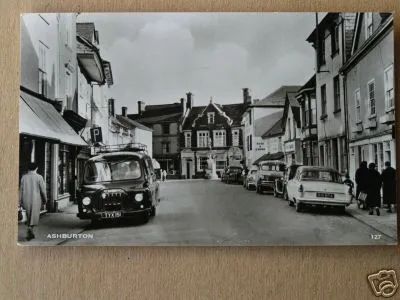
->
286, 166, 352, 213
255, 160, 286, 194
227, 165, 243, 184
77, 144, 160, 224
244, 168, 258, 190
221, 166, 229, 183
274, 164, 302, 198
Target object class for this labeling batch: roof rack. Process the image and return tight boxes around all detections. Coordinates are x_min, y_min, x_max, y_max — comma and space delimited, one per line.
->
91, 143, 148, 155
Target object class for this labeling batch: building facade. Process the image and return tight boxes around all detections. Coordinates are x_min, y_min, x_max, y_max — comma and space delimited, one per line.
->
180, 95, 245, 178
296, 75, 319, 166
307, 13, 357, 174
341, 13, 394, 178
281, 92, 303, 165
20, 13, 88, 211
129, 98, 186, 177
242, 86, 300, 167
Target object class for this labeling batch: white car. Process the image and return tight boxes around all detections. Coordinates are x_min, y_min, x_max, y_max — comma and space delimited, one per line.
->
244, 168, 258, 190
286, 166, 352, 213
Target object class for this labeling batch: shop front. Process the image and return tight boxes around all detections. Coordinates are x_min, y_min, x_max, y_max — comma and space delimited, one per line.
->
283, 139, 302, 166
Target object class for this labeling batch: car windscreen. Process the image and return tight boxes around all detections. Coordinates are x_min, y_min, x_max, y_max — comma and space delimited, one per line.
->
300, 170, 342, 183
260, 164, 284, 171
84, 157, 142, 183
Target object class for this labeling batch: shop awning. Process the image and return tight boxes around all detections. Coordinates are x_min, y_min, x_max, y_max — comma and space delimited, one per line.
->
20, 91, 88, 147
253, 152, 284, 165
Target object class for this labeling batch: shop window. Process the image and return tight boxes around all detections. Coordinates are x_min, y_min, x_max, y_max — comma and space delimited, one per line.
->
58, 145, 71, 195
199, 157, 208, 171
216, 160, 226, 169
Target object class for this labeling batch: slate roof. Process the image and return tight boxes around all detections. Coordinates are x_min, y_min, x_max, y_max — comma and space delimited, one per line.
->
257, 86, 301, 107
116, 115, 152, 131
77, 23, 96, 43
254, 109, 283, 137
128, 103, 183, 125
182, 103, 246, 130
297, 74, 316, 95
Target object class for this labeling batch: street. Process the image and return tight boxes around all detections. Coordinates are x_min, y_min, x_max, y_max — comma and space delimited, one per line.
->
62, 180, 396, 246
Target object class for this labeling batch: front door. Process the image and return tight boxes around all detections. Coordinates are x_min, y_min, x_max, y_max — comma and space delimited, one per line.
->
186, 160, 191, 179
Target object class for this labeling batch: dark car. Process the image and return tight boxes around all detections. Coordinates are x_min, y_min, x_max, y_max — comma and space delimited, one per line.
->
226, 165, 243, 184
255, 160, 285, 194
274, 164, 302, 198
77, 145, 160, 224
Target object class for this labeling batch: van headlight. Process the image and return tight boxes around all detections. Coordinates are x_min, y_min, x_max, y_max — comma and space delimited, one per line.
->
135, 193, 143, 202
82, 197, 91, 206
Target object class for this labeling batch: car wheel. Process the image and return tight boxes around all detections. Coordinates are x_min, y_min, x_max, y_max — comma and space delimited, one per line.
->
295, 201, 303, 212
150, 205, 156, 217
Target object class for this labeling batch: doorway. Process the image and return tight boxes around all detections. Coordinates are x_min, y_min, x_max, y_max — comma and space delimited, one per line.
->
186, 160, 192, 179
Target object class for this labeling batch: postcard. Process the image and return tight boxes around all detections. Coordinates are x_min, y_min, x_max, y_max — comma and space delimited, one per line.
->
18, 12, 397, 246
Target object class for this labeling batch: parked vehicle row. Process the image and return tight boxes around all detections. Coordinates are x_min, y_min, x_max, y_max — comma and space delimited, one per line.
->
239, 160, 352, 214
221, 165, 243, 184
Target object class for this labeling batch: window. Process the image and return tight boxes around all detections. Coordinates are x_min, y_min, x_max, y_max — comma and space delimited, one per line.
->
368, 80, 376, 116
197, 131, 209, 148
184, 132, 191, 148
232, 129, 239, 146
162, 142, 170, 154
207, 112, 215, 124
318, 35, 326, 66
199, 157, 208, 171
365, 13, 373, 39
310, 97, 316, 125
303, 98, 309, 127
321, 85, 327, 116
248, 111, 252, 125
384, 65, 394, 111
38, 42, 47, 96
213, 130, 226, 147
331, 24, 339, 55
162, 123, 170, 134
249, 134, 252, 151
58, 145, 71, 194
354, 89, 361, 122
216, 160, 226, 169
333, 76, 341, 111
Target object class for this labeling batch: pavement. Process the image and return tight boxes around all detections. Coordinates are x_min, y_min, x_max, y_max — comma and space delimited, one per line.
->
17, 179, 398, 246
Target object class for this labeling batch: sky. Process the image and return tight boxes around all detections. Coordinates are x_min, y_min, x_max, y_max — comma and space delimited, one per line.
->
79, 13, 317, 114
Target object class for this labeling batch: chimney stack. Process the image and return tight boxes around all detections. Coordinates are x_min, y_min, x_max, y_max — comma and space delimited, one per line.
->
242, 88, 251, 105
186, 92, 193, 110
138, 101, 146, 115
121, 106, 127, 117
180, 98, 186, 114
108, 98, 115, 117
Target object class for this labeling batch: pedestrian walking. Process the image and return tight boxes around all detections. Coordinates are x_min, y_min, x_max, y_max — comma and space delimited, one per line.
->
365, 162, 382, 216
381, 161, 396, 213
162, 170, 167, 182
19, 162, 47, 240
355, 161, 369, 208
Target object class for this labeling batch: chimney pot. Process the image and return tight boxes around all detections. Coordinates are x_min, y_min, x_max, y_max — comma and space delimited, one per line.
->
242, 88, 251, 105
138, 101, 146, 115
186, 92, 193, 110
121, 106, 127, 117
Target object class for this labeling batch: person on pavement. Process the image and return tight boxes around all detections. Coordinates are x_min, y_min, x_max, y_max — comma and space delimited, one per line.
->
162, 170, 167, 182
19, 162, 47, 240
355, 161, 368, 207
343, 173, 354, 201
381, 161, 396, 213
366, 162, 382, 216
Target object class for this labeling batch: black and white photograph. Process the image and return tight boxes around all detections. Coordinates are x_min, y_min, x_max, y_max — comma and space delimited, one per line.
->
18, 12, 397, 246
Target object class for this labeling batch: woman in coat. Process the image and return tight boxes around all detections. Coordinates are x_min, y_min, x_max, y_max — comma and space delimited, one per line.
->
365, 162, 382, 216
355, 161, 368, 200
381, 161, 396, 213
19, 162, 47, 240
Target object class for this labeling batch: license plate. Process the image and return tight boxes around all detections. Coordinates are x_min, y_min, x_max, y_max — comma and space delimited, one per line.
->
316, 193, 334, 198
101, 211, 122, 218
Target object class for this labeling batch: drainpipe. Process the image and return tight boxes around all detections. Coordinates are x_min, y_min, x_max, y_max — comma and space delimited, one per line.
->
341, 14, 350, 174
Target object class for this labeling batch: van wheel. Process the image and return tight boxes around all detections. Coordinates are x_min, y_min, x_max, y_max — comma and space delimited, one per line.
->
295, 201, 303, 212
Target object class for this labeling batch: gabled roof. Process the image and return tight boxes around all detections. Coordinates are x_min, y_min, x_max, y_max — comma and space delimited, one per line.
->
254, 110, 284, 137
256, 86, 301, 107
261, 112, 285, 139
282, 93, 301, 129
128, 103, 183, 125
192, 101, 233, 127
116, 115, 153, 131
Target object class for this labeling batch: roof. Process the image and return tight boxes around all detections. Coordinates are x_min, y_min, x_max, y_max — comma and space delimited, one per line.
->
182, 102, 245, 130
20, 90, 87, 146
257, 86, 301, 107
116, 115, 153, 131
128, 103, 183, 125
253, 153, 284, 165
77, 23, 96, 43
262, 116, 284, 138
306, 13, 339, 43
297, 74, 316, 96
287, 92, 301, 125
255, 110, 284, 137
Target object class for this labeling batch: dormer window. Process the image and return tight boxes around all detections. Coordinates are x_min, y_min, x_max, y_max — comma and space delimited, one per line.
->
208, 112, 215, 124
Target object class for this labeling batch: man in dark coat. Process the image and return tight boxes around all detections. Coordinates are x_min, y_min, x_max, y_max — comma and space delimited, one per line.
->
355, 161, 369, 205
366, 162, 382, 216
381, 161, 396, 213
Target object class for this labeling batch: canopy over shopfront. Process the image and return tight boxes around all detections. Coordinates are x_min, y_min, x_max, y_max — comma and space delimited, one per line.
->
20, 90, 88, 146
253, 152, 284, 165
